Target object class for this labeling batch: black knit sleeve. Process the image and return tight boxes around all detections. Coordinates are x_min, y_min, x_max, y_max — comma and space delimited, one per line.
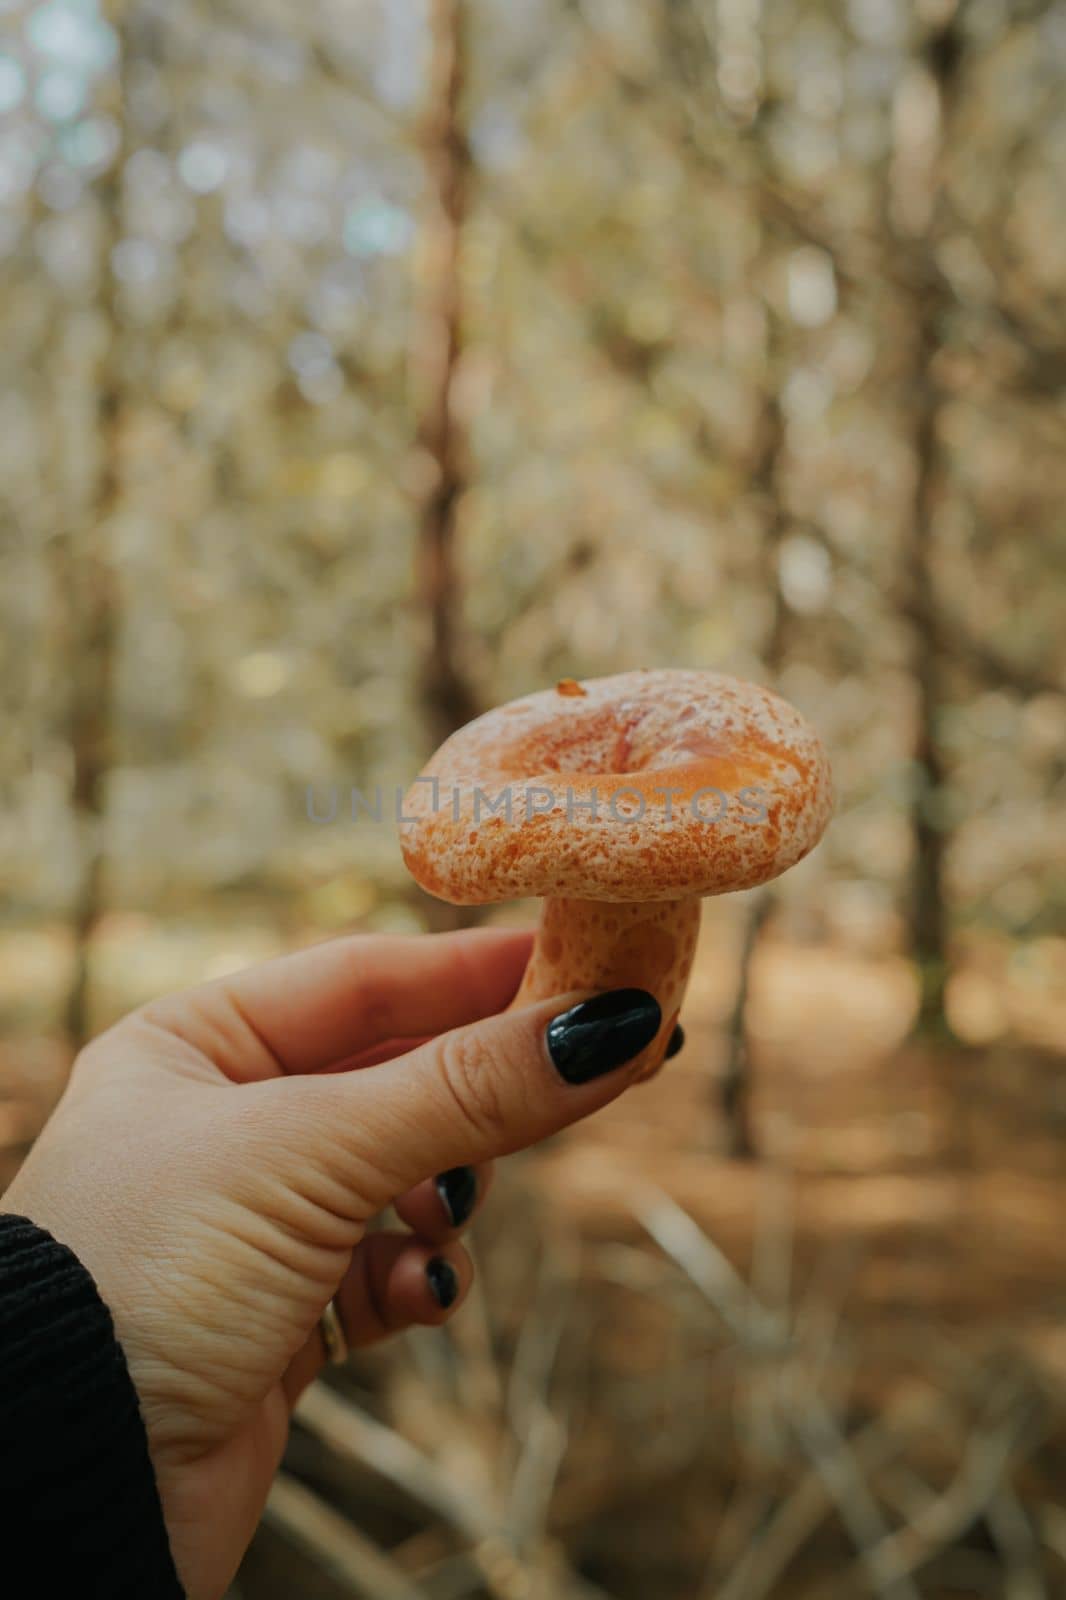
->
0, 1212, 186, 1597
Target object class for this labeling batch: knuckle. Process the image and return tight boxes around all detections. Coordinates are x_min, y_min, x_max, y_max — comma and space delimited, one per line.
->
436, 1028, 512, 1144
67, 1020, 126, 1087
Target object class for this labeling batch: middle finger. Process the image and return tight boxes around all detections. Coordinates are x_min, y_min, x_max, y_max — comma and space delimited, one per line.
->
394, 1162, 494, 1243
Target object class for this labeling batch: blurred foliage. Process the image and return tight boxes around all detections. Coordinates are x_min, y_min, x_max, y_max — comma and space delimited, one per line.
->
0, 0, 1062, 953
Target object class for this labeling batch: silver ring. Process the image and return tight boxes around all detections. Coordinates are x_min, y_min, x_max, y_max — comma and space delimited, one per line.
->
318, 1297, 349, 1366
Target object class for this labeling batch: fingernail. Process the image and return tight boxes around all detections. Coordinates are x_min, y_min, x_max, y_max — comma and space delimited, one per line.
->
435, 1166, 477, 1227
665, 1022, 685, 1060
545, 988, 662, 1085
426, 1257, 459, 1309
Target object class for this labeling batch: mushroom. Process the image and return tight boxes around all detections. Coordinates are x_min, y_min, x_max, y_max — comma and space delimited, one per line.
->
400, 669, 832, 1079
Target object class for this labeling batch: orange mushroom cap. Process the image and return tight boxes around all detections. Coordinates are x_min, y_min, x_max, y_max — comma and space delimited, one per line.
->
400, 669, 833, 905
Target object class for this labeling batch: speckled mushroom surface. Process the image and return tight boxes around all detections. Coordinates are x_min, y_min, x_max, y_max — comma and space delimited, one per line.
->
400, 669, 833, 1078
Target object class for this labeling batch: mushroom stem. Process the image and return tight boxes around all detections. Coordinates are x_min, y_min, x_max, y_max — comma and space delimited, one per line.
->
512, 896, 702, 1080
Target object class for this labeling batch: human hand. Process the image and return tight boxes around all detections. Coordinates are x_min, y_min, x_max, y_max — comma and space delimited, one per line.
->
2, 927, 661, 1599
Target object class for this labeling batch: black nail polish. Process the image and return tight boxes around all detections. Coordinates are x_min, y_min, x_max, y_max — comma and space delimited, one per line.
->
665, 1022, 685, 1060
435, 1166, 477, 1227
426, 1257, 459, 1309
545, 989, 662, 1085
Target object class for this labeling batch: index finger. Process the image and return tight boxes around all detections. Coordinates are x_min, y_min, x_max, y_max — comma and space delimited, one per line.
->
142, 925, 533, 1080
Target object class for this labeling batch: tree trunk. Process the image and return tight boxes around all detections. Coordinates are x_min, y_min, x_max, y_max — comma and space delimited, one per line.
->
718, 383, 788, 1158
414, 0, 479, 757
411, 0, 481, 932
906, 299, 954, 1040
63, 13, 125, 1049
64, 391, 121, 1048
720, 891, 774, 1161
897, 8, 965, 1042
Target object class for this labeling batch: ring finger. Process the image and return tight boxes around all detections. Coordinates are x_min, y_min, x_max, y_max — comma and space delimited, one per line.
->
282, 1232, 472, 1409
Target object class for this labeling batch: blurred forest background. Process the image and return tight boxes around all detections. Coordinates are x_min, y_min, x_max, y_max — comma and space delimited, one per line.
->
1, 0, 1065, 1595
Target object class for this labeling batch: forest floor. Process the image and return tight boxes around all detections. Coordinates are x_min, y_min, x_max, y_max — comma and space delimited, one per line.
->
2, 915, 1064, 1597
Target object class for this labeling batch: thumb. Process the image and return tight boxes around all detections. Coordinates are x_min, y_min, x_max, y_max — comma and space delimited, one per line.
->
297, 987, 663, 1210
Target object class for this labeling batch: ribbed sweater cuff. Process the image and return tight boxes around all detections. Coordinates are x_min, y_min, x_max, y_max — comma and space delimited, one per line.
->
0, 1212, 185, 1596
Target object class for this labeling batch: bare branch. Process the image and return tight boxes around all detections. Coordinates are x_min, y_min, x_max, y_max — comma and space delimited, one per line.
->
265, 1471, 427, 1600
